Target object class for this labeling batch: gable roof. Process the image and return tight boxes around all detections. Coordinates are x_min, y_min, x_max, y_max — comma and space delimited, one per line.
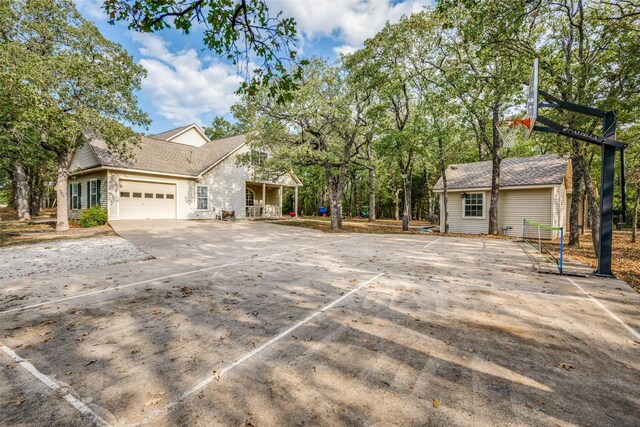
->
151, 124, 198, 141
87, 134, 247, 177
434, 154, 569, 191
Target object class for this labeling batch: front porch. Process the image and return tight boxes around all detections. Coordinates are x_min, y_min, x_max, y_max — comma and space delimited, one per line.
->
245, 182, 298, 219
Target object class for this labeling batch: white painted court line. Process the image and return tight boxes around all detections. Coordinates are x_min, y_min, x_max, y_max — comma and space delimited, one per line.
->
140, 272, 385, 425
424, 236, 442, 249
0, 236, 361, 316
565, 277, 640, 341
0, 343, 111, 427
268, 259, 588, 301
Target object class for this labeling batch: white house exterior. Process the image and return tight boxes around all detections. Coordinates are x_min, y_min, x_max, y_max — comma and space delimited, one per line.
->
67, 124, 302, 221
434, 154, 571, 239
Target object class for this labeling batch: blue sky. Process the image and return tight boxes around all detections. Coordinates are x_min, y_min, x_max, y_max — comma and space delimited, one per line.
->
74, 0, 431, 134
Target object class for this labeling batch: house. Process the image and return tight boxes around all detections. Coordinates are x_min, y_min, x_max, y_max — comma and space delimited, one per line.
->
67, 124, 302, 221
434, 154, 572, 239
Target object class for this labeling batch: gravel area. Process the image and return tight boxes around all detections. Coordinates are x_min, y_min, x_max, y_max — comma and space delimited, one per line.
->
0, 236, 152, 280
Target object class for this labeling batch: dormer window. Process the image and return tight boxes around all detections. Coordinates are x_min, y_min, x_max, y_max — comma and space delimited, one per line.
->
251, 150, 268, 167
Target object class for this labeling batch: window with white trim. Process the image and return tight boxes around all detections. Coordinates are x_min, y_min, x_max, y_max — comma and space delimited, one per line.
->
463, 193, 484, 217
89, 180, 98, 207
245, 188, 255, 206
197, 185, 209, 210
71, 183, 79, 210
251, 150, 268, 167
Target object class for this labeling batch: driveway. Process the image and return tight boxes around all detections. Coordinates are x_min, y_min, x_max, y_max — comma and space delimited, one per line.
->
1, 220, 639, 426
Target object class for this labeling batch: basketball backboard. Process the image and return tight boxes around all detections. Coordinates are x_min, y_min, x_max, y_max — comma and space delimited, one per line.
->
525, 58, 539, 139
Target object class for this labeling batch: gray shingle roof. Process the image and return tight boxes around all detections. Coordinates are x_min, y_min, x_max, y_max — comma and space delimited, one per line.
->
150, 124, 195, 141
434, 154, 569, 191
88, 134, 246, 177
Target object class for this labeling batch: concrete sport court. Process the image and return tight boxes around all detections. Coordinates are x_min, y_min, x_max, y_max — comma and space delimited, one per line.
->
1, 220, 639, 426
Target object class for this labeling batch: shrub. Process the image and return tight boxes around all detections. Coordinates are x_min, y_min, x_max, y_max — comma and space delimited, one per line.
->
79, 206, 108, 227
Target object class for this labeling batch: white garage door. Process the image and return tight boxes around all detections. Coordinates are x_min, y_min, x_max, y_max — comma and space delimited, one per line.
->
119, 180, 176, 220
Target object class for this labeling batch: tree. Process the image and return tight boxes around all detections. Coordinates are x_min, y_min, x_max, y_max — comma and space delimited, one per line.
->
242, 59, 373, 229
0, 0, 149, 230
105, 0, 306, 101
203, 116, 246, 140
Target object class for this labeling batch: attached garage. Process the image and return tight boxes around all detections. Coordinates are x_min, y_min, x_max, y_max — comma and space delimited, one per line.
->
119, 180, 176, 220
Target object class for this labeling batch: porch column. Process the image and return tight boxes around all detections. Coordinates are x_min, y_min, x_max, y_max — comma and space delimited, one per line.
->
279, 185, 283, 217
262, 183, 266, 218
294, 186, 298, 217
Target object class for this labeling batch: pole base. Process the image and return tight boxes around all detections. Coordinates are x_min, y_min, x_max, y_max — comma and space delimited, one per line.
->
593, 270, 616, 278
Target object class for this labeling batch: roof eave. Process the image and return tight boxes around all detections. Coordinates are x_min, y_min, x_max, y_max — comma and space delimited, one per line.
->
433, 183, 563, 193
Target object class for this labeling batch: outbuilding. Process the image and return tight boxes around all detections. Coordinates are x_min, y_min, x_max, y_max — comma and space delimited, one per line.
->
434, 154, 572, 239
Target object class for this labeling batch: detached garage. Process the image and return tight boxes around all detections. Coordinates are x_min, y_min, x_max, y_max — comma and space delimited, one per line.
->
118, 181, 177, 220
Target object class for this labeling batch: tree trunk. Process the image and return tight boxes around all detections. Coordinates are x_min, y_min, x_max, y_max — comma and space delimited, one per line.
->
29, 168, 44, 217
368, 167, 376, 222
326, 165, 347, 230
631, 192, 638, 243
438, 135, 449, 233
393, 187, 400, 220
568, 146, 584, 246
55, 152, 72, 231
14, 163, 31, 221
404, 176, 412, 225
488, 102, 501, 235
577, 154, 600, 256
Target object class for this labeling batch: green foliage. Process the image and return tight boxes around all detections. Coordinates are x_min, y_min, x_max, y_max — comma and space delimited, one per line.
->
104, 0, 307, 102
203, 116, 246, 140
1, 0, 150, 229
78, 206, 108, 227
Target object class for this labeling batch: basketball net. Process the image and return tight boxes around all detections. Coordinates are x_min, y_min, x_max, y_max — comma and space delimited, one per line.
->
495, 118, 532, 148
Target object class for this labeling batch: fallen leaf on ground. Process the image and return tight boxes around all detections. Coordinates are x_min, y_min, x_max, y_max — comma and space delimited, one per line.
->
556, 363, 575, 370
14, 397, 25, 406
432, 399, 441, 408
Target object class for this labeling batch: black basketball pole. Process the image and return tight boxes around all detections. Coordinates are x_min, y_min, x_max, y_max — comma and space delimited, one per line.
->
596, 111, 616, 277
533, 89, 628, 277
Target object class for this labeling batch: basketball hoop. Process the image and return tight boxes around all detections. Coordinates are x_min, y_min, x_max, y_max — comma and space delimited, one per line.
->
495, 118, 532, 148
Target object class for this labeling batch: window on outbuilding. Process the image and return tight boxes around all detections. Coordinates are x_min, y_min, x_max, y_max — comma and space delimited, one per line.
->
197, 185, 208, 210
463, 193, 484, 218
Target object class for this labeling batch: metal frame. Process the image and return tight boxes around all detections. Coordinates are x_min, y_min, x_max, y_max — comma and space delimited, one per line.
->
527, 68, 628, 277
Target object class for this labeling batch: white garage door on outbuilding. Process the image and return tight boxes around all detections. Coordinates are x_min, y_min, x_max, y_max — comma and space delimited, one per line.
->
119, 180, 176, 220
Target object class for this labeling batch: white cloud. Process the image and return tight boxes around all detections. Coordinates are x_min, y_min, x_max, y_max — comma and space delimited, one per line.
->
272, 0, 431, 47
131, 33, 242, 126
333, 44, 358, 56
74, 0, 107, 20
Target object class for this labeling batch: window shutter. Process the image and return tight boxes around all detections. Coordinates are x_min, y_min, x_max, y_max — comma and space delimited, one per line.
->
97, 179, 101, 206
69, 183, 72, 208
78, 183, 82, 209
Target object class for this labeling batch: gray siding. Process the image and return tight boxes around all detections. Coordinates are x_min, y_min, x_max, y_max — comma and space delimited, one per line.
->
439, 187, 564, 240
497, 188, 554, 239
440, 190, 490, 234
67, 172, 108, 220
200, 145, 253, 219
69, 144, 100, 172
